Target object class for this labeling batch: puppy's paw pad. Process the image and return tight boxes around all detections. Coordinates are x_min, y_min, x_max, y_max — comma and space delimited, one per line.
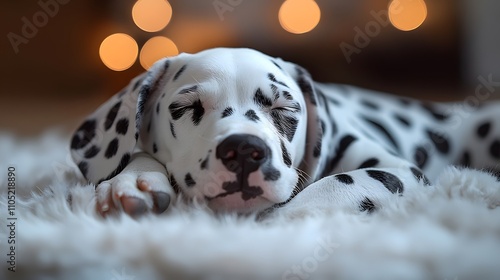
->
151, 191, 171, 214
120, 196, 148, 217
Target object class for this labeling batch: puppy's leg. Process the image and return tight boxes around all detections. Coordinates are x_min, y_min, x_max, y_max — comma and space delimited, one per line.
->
273, 164, 431, 218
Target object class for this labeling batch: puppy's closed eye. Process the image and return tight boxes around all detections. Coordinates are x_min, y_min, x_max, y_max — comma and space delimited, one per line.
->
168, 100, 205, 125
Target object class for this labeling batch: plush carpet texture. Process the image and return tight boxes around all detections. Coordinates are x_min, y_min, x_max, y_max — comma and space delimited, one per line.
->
1, 131, 500, 280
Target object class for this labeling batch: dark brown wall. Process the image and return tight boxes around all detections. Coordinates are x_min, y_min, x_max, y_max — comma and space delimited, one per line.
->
0, 0, 474, 135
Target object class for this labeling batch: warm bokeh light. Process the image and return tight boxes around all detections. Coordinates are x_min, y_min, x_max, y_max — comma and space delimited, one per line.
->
389, 0, 427, 31
132, 0, 172, 32
279, 0, 321, 34
140, 36, 179, 69
99, 33, 138, 71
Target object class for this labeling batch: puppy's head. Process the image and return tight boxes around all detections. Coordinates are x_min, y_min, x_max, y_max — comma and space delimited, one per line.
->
71, 48, 322, 213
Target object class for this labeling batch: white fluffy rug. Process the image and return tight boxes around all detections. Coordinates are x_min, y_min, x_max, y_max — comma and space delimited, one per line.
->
1, 131, 500, 280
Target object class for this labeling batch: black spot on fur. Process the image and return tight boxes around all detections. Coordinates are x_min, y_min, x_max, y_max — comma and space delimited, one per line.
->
222, 107, 234, 118
71, 119, 97, 149
104, 102, 122, 131
296, 72, 317, 106
169, 122, 176, 138
245, 110, 260, 122
323, 109, 337, 133
282, 91, 293, 100
367, 170, 404, 194
426, 129, 450, 154
263, 165, 281, 181
169, 174, 181, 194
320, 135, 357, 178
169, 103, 187, 120
362, 116, 400, 153
459, 150, 471, 167
156, 103, 160, 114
173, 64, 187, 81
104, 138, 119, 159
271, 84, 280, 101
254, 88, 273, 108
115, 118, 129, 135
410, 167, 431, 186
67, 193, 73, 206
477, 121, 491, 139
280, 140, 292, 167
320, 119, 326, 132
270, 111, 298, 142
330, 97, 341, 106
118, 153, 131, 172
488, 169, 500, 181
153, 143, 158, 153
132, 79, 142, 91
219, 181, 264, 201
200, 155, 209, 170
191, 100, 205, 125
414, 145, 429, 169
330, 118, 338, 136
335, 174, 354, 184
421, 103, 449, 121
394, 113, 411, 127
290, 102, 302, 113
313, 129, 323, 158
184, 173, 196, 187
315, 88, 326, 106
322, 95, 333, 117
135, 132, 139, 141
271, 60, 282, 70
97, 153, 131, 185
136, 84, 151, 130
319, 88, 340, 106
358, 158, 379, 169
84, 145, 100, 159
359, 198, 376, 213
490, 140, 500, 159
268, 73, 289, 88
78, 161, 88, 178
147, 121, 151, 133
360, 100, 379, 110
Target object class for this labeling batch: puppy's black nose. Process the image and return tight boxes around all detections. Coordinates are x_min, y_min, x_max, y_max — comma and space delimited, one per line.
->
216, 134, 270, 173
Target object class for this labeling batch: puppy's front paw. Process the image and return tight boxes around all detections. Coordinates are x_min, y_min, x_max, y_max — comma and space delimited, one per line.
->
96, 171, 174, 217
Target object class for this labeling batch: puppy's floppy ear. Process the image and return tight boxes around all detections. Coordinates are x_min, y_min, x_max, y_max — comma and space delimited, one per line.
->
274, 58, 324, 186
70, 58, 171, 184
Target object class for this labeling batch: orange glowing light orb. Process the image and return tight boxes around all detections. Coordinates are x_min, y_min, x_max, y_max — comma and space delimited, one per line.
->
99, 33, 138, 71
389, 0, 428, 31
140, 36, 179, 69
279, 0, 321, 34
132, 0, 172, 32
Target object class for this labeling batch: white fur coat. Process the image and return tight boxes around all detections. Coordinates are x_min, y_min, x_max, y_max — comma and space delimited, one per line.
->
1, 131, 500, 280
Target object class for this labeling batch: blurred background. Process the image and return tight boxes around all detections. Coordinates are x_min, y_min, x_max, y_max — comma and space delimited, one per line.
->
1, 0, 499, 136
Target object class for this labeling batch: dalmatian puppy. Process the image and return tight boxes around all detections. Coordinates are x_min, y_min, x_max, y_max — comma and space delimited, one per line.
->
70, 48, 500, 217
